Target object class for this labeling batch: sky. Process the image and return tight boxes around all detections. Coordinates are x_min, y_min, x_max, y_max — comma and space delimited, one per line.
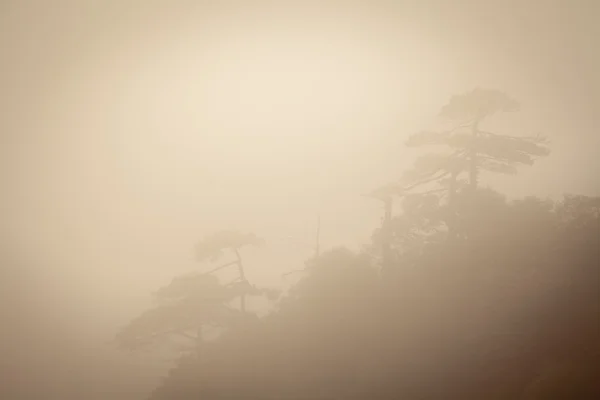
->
1, 0, 598, 396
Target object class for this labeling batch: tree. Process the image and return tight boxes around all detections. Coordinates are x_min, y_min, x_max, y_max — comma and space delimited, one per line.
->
368, 191, 445, 270
195, 230, 266, 312
405, 88, 548, 188
402, 88, 549, 239
145, 194, 599, 400
115, 274, 238, 353
115, 230, 277, 355
364, 184, 398, 272
148, 247, 382, 400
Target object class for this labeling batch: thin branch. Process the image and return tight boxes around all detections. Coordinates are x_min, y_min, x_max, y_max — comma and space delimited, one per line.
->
403, 170, 451, 192
282, 268, 308, 278
447, 120, 476, 133
123, 328, 199, 348
410, 187, 448, 196
170, 330, 199, 342
233, 248, 246, 281
146, 328, 198, 341
403, 148, 467, 186
233, 247, 247, 313
224, 277, 242, 287
478, 154, 517, 163
412, 121, 474, 141
479, 130, 547, 142
201, 260, 238, 275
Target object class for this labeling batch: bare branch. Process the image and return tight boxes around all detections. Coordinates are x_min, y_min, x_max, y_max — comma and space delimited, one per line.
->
166, 330, 198, 342
201, 260, 238, 275
403, 170, 451, 192
282, 268, 309, 278
410, 187, 448, 196
479, 130, 548, 143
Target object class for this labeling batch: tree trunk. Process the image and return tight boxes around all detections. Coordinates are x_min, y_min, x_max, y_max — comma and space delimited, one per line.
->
314, 214, 321, 259
233, 248, 246, 313
382, 195, 393, 271
466, 114, 483, 240
469, 117, 482, 190
447, 170, 458, 241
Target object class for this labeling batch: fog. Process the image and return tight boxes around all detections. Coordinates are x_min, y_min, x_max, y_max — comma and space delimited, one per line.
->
1, 1, 599, 399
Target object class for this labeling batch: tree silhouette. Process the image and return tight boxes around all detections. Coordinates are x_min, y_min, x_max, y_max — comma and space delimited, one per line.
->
115, 89, 600, 400
145, 193, 599, 400
405, 88, 548, 188
115, 230, 276, 355
401, 88, 549, 239
115, 273, 233, 353
364, 184, 398, 272
195, 230, 266, 312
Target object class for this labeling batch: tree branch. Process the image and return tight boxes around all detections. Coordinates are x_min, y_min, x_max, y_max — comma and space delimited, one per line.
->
448, 120, 476, 133
282, 268, 308, 278
169, 330, 199, 342
233, 248, 246, 281
410, 187, 448, 196
479, 130, 547, 142
201, 260, 238, 275
403, 170, 451, 192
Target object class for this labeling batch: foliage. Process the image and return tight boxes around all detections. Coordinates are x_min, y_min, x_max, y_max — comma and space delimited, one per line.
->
115, 231, 277, 354
195, 230, 264, 262
146, 193, 600, 400
117, 89, 595, 400
439, 88, 520, 120
402, 88, 549, 191
114, 274, 236, 352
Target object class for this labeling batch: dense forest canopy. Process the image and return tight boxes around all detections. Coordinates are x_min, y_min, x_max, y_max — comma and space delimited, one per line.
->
140, 190, 599, 400
113, 89, 599, 400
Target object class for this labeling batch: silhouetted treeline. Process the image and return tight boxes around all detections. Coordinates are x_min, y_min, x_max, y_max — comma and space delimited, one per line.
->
111, 88, 599, 399
141, 191, 599, 400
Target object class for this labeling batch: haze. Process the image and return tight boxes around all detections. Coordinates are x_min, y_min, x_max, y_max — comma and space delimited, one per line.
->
1, 1, 598, 399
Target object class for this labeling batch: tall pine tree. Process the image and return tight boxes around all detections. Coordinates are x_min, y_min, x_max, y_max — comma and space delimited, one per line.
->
402, 88, 550, 239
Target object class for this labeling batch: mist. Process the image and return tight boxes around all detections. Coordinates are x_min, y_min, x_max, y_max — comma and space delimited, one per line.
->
1, 1, 598, 399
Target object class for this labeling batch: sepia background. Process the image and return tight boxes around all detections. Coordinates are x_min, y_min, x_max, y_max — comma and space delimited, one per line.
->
1, 1, 598, 398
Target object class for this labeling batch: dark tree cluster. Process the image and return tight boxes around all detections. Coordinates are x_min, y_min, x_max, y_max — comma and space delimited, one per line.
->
115, 89, 599, 400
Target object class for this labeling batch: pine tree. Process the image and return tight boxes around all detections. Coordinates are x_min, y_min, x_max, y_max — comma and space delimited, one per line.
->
403, 88, 550, 238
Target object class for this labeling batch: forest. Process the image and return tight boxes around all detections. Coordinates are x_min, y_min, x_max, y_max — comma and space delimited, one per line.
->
113, 89, 600, 400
